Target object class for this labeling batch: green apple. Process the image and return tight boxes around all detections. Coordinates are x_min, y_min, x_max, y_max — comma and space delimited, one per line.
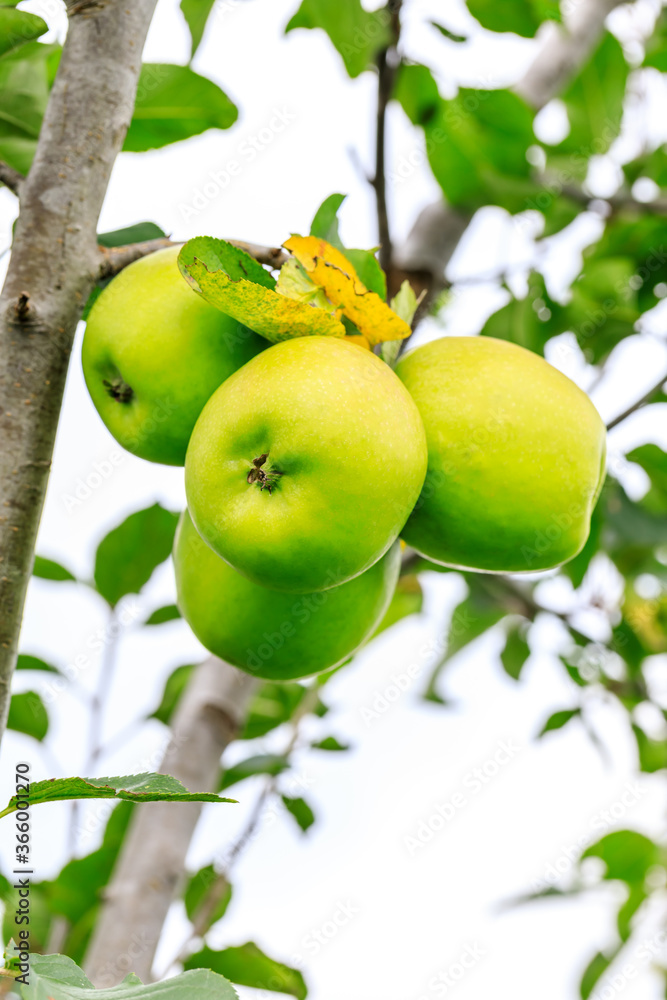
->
396, 336, 607, 572
174, 509, 400, 680
82, 246, 265, 465
185, 336, 427, 593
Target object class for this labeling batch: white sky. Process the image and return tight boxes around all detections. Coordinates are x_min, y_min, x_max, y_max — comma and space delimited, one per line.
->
2, 1, 667, 998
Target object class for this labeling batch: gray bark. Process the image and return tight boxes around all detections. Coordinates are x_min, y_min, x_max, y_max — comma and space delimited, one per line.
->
84, 657, 257, 987
0, 0, 158, 743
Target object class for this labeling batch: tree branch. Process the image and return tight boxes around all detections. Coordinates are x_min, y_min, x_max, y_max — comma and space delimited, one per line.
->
547, 179, 667, 217
98, 237, 288, 280
229, 239, 289, 269
84, 657, 257, 987
98, 238, 177, 279
606, 371, 667, 430
392, 0, 627, 308
0, 0, 159, 746
374, 1, 402, 274
514, 0, 628, 110
0, 161, 23, 197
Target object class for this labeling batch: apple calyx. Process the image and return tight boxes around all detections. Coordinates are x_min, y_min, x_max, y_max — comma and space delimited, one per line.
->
102, 376, 133, 403
247, 453, 283, 494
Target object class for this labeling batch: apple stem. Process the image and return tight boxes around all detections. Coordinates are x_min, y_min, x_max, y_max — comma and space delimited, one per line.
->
247, 453, 283, 493
103, 376, 133, 403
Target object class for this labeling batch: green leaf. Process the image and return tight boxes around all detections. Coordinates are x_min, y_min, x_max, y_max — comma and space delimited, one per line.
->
180, 0, 216, 58
580, 950, 619, 999
480, 273, 558, 355
0, 40, 60, 174
344, 248, 387, 299
627, 444, 667, 512
430, 22, 467, 43
0, 772, 235, 819
149, 664, 195, 726
537, 708, 581, 737
311, 736, 350, 751
582, 830, 659, 884
240, 682, 308, 740
617, 883, 647, 942
467, 0, 560, 37
220, 754, 290, 791
184, 866, 232, 929
124, 63, 238, 153
185, 943, 306, 999
13, 953, 239, 998
310, 193, 346, 248
7, 690, 48, 741
424, 573, 505, 704
2, 882, 53, 953
556, 33, 628, 160
424, 575, 506, 701
500, 624, 531, 681
390, 280, 420, 327
372, 574, 423, 637
179, 237, 345, 343
591, 214, 667, 312
97, 222, 167, 248
33, 555, 77, 582
144, 604, 181, 626
632, 723, 667, 773
610, 618, 645, 675
393, 63, 440, 123
42, 803, 134, 960
538, 195, 581, 239
643, 9, 667, 70
308, 195, 386, 299
281, 795, 315, 833
395, 67, 539, 212
566, 256, 640, 365
563, 497, 603, 588
286, 0, 391, 78
94, 503, 179, 607
16, 653, 61, 674
0, 8, 47, 58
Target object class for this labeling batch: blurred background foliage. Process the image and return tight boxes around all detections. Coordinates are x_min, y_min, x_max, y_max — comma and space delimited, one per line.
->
4, 0, 667, 997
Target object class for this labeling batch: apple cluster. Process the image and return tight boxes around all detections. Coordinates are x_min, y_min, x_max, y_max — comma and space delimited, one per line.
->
82, 246, 606, 680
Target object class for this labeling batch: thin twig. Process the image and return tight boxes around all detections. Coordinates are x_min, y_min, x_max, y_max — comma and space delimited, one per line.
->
69, 608, 120, 854
98, 237, 289, 280
606, 371, 667, 430
0, 161, 23, 196
229, 239, 289, 269
98, 238, 176, 278
547, 180, 667, 218
374, 1, 403, 273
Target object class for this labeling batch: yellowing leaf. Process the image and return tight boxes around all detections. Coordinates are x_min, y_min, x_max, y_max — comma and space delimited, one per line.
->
284, 235, 411, 345
275, 257, 336, 311
178, 237, 346, 343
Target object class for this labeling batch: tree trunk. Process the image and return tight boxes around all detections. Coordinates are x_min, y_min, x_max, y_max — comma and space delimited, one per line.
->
0, 0, 158, 744
84, 658, 257, 987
